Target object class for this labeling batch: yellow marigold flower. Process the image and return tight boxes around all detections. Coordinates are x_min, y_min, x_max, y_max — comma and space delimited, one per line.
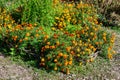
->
41, 58, 45, 62
45, 45, 49, 49
90, 58, 94, 62
77, 48, 80, 52
84, 43, 87, 46
103, 36, 106, 41
66, 68, 70, 74
82, 52, 85, 54
55, 17, 59, 20
94, 28, 98, 31
26, 27, 31, 30
79, 40, 82, 43
79, 43, 82, 46
7, 24, 12, 29
68, 61, 72, 65
110, 39, 114, 43
54, 66, 57, 71
103, 32, 107, 36
99, 42, 103, 45
88, 39, 90, 42
112, 50, 116, 54
34, 23, 37, 26
77, 54, 80, 57
51, 27, 56, 30
69, 57, 73, 61
79, 62, 82, 66
24, 37, 28, 41
107, 53, 113, 59
72, 40, 76, 45
56, 41, 60, 46
90, 32, 94, 36
86, 26, 89, 30
26, 32, 30, 36
46, 42, 50, 45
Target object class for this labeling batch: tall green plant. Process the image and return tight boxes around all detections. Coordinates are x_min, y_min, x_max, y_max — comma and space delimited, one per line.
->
22, 0, 55, 27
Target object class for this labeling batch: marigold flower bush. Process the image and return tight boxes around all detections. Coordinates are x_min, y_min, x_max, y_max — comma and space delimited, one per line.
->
0, 0, 116, 74
53, 1, 100, 35
39, 30, 75, 73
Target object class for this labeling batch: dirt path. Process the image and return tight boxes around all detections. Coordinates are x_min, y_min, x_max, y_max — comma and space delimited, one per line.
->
0, 55, 39, 80
0, 29, 120, 80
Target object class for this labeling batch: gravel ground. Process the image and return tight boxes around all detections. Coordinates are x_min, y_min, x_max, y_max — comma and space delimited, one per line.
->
0, 29, 120, 80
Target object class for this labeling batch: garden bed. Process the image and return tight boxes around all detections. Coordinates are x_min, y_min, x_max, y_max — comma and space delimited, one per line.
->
0, 0, 117, 76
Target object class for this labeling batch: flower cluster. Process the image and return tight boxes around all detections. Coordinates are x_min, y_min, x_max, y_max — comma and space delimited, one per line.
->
0, 0, 116, 74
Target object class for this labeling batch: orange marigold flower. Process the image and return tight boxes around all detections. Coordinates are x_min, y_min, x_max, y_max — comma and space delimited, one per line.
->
64, 62, 68, 66
12, 36, 18, 41
63, 54, 68, 59
39, 63, 45, 66
95, 42, 99, 45
47, 56, 51, 60
46, 42, 50, 45
50, 45, 55, 49
53, 34, 58, 39
66, 46, 71, 52
44, 35, 49, 39
19, 39, 23, 43
58, 52, 63, 57
28, 24, 32, 27
81, 30, 84, 34
70, 51, 75, 55
54, 59, 58, 63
